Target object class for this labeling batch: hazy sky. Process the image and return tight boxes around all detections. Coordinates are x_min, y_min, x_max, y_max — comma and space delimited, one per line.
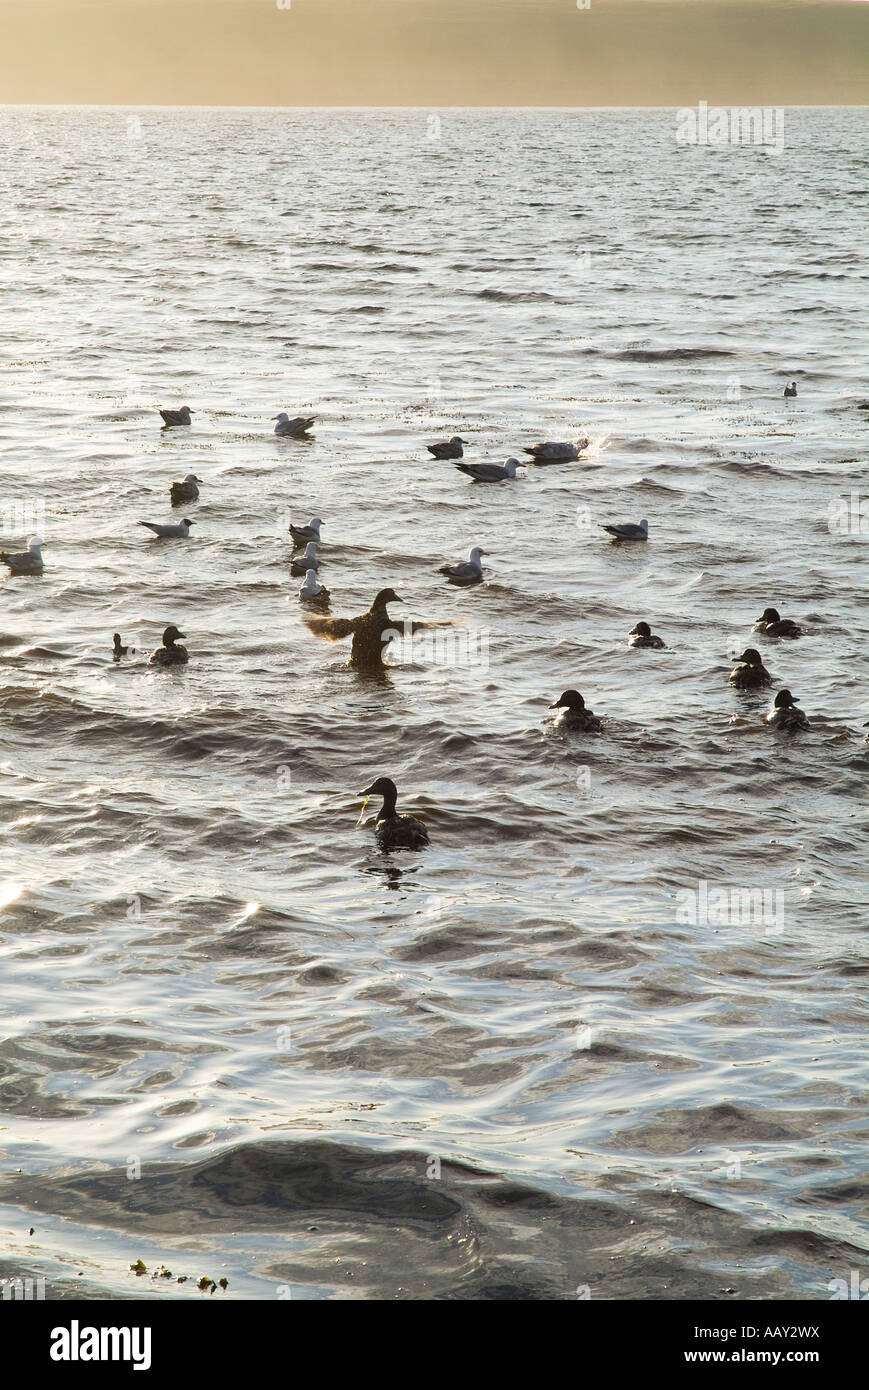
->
0, 0, 865, 105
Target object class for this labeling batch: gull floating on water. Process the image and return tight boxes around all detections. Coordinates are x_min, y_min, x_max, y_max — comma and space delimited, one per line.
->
138, 518, 195, 538
159, 406, 193, 427
289, 517, 322, 547
455, 458, 520, 483
783, 382, 798, 399
767, 688, 808, 731
602, 519, 648, 542
299, 568, 330, 603
523, 440, 589, 462
290, 541, 319, 576
149, 624, 189, 667
357, 776, 429, 851
1, 535, 44, 575
427, 436, 468, 460
439, 545, 486, 585
273, 412, 316, 437
169, 473, 201, 505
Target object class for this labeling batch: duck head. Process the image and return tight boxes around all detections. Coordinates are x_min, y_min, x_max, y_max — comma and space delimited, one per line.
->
550, 689, 586, 711
372, 588, 402, 609
738, 648, 764, 666
773, 689, 799, 708
630, 621, 652, 638
758, 608, 780, 624
162, 625, 186, 646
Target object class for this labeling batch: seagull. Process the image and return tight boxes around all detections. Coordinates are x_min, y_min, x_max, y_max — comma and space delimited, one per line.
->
290, 541, 319, 576
549, 690, 603, 733
149, 624, 189, 667
159, 406, 193, 427
112, 633, 135, 658
523, 439, 589, 462
455, 458, 521, 483
767, 688, 809, 731
138, 518, 195, 538
602, 519, 648, 542
356, 776, 429, 851
304, 588, 449, 673
289, 517, 322, 547
783, 382, 798, 399
439, 546, 486, 586
169, 473, 201, 505
273, 412, 316, 437
427, 436, 468, 460
299, 569, 330, 603
1, 535, 44, 575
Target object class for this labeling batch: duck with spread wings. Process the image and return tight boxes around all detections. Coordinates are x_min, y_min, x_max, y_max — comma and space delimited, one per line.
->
304, 587, 450, 672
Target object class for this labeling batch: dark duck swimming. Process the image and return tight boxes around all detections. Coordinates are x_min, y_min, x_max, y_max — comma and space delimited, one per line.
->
549, 690, 603, 732
767, 689, 809, 732
629, 621, 666, 649
149, 624, 189, 667
357, 777, 429, 851
754, 607, 802, 639
729, 647, 772, 689
112, 633, 134, 658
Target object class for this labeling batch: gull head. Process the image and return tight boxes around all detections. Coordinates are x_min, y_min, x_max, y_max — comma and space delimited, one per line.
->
27, 536, 44, 552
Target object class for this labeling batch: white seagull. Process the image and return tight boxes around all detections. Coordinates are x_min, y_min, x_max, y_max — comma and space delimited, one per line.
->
1, 535, 44, 575
299, 569, 330, 603
138, 518, 196, 538
602, 519, 648, 542
289, 517, 322, 547
290, 541, 319, 576
273, 412, 317, 437
439, 545, 486, 585
455, 458, 521, 483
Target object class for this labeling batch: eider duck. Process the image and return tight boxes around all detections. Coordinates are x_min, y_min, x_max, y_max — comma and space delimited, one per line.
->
549, 690, 603, 732
299, 569, 330, 603
159, 406, 193, 427
783, 382, 798, 399
1, 535, 44, 575
523, 440, 589, 462
629, 621, 665, 649
138, 518, 195, 539
289, 517, 322, 548
149, 625, 189, 667
169, 473, 201, 505
427, 436, 468, 460
439, 545, 486, 586
602, 518, 648, 542
273, 412, 316, 437
730, 647, 772, 689
455, 458, 520, 483
304, 587, 406, 671
767, 689, 809, 731
112, 633, 135, 658
290, 541, 319, 576
357, 777, 429, 851
755, 607, 802, 639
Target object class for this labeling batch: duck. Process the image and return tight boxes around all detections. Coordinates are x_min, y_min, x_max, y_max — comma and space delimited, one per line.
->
138, 518, 195, 539
1, 535, 44, 575
767, 689, 809, 731
754, 607, 802, 639
629, 621, 665, 649
730, 647, 772, 689
523, 440, 589, 462
289, 517, 322, 548
290, 541, 319, 576
159, 406, 193, 427
357, 776, 429, 850
299, 569, 330, 603
273, 412, 316, 437
112, 633, 135, 658
149, 625, 189, 667
169, 473, 201, 505
439, 545, 486, 586
602, 518, 648, 542
454, 458, 520, 483
549, 690, 603, 732
305, 588, 427, 672
427, 436, 468, 460
783, 382, 798, 399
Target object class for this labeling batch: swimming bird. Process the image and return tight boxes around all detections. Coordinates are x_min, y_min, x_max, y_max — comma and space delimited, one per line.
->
1, 535, 44, 575
754, 607, 802, 639
549, 690, 603, 732
730, 647, 772, 689
149, 624, 189, 667
783, 382, 798, 399
138, 518, 195, 538
112, 633, 135, 658
427, 436, 468, 460
523, 440, 589, 462
299, 569, 330, 603
159, 406, 193, 427
439, 546, 486, 586
357, 776, 429, 851
290, 541, 319, 576
289, 517, 322, 548
602, 519, 648, 542
455, 458, 520, 483
767, 689, 809, 731
629, 621, 665, 649
273, 412, 316, 437
169, 473, 201, 505
305, 588, 438, 672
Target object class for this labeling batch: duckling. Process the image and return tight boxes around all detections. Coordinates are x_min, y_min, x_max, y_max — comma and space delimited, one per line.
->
729, 648, 772, 689
169, 473, 201, 505
112, 633, 135, 658
357, 776, 429, 850
767, 689, 809, 731
549, 690, 603, 732
628, 621, 665, 649
290, 541, 319, 576
754, 607, 802, 639
149, 624, 189, 667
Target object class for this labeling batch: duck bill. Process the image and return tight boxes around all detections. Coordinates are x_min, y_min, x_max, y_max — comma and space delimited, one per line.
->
355, 795, 371, 826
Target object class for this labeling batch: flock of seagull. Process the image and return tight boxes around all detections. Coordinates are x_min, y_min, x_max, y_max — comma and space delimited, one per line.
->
0, 391, 846, 849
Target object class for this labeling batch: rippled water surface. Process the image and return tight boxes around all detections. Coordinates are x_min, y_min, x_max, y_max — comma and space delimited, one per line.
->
0, 107, 867, 1300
